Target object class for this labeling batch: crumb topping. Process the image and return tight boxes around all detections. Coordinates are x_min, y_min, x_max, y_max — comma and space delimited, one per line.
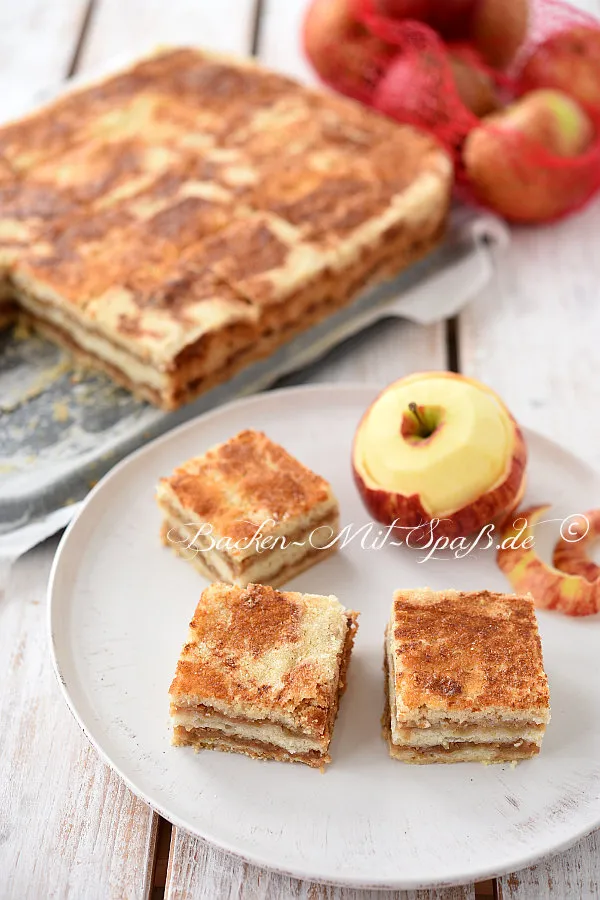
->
159, 429, 335, 542
391, 589, 550, 712
169, 582, 352, 728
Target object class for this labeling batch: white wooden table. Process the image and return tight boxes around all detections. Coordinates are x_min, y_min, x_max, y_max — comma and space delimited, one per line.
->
2, 1, 600, 897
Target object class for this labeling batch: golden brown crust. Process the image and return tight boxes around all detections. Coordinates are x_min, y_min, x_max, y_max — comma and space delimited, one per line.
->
0, 47, 451, 408
158, 429, 336, 542
169, 582, 357, 736
389, 589, 550, 715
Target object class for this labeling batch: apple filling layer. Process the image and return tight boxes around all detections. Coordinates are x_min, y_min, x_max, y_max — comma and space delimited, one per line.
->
172, 726, 327, 767
158, 503, 339, 588
171, 708, 327, 755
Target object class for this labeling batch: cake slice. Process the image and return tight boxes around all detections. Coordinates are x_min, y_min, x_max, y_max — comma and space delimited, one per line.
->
157, 429, 339, 587
170, 582, 358, 768
384, 588, 550, 764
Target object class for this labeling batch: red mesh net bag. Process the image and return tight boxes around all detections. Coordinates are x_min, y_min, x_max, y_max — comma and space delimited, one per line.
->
303, 0, 600, 223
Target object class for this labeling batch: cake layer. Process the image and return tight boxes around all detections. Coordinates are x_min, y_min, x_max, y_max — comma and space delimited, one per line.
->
171, 595, 357, 768
157, 428, 340, 583
172, 608, 356, 746
384, 626, 548, 736
383, 651, 543, 764
161, 522, 338, 587
157, 488, 338, 565
171, 708, 325, 754
173, 725, 327, 768
160, 508, 339, 584
392, 723, 545, 748
5, 78, 451, 409
0, 302, 17, 329
162, 520, 340, 588
385, 739, 541, 765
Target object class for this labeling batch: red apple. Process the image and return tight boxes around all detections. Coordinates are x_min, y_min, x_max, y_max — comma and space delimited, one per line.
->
370, 0, 476, 38
470, 0, 529, 69
497, 505, 600, 616
352, 372, 527, 541
519, 26, 600, 111
304, 0, 392, 101
463, 89, 596, 221
369, 0, 432, 18
373, 46, 475, 139
449, 44, 500, 116
552, 508, 600, 582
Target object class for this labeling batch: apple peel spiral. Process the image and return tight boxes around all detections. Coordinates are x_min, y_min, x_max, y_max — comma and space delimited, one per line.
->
497, 504, 600, 617
552, 508, 600, 583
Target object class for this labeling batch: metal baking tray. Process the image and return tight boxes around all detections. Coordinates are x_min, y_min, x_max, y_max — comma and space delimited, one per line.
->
0, 206, 508, 534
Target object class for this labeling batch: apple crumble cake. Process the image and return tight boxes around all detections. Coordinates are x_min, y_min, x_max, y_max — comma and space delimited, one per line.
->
384, 588, 550, 764
157, 429, 339, 587
0, 48, 452, 409
170, 582, 358, 768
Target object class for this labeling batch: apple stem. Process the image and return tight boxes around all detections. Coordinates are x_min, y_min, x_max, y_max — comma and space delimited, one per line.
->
408, 402, 426, 429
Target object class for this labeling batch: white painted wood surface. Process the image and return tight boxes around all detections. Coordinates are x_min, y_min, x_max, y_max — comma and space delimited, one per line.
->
0, 540, 158, 899
165, 830, 475, 900
0, 0, 88, 120
80, 0, 257, 71
460, 201, 600, 473
463, 0, 600, 894
1, 0, 599, 897
496, 830, 600, 900
0, 4, 159, 897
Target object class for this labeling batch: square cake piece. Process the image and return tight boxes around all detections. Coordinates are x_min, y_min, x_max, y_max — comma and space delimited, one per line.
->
0, 47, 452, 409
157, 429, 339, 587
384, 589, 550, 764
169, 582, 358, 768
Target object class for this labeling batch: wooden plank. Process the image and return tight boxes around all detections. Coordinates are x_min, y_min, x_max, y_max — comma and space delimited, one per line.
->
496, 830, 600, 900
166, 830, 476, 900
0, 7, 160, 896
0, 540, 158, 899
458, 4, 600, 895
462, 210, 600, 898
0, 0, 89, 120
280, 318, 448, 388
79, 0, 258, 71
458, 201, 600, 471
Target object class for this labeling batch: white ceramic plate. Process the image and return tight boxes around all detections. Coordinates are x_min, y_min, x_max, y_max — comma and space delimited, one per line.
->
49, 384, 600, 890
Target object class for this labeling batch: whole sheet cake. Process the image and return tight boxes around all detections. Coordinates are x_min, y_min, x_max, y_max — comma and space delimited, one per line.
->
0, 48, 452, 410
